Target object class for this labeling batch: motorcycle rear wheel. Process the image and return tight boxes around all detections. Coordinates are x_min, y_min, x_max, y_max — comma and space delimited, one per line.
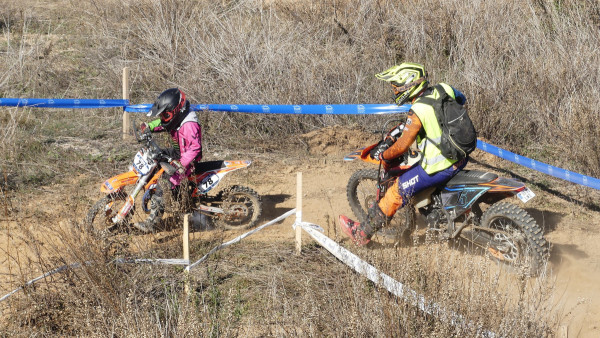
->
478, 201, 549, 276
215, 185, 262, 230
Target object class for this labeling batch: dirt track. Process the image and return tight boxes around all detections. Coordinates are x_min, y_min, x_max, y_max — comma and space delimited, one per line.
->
2, 126, 600, 336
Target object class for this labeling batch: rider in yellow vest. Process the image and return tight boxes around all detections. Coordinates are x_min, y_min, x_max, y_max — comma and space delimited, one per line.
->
339, 62, 468, 245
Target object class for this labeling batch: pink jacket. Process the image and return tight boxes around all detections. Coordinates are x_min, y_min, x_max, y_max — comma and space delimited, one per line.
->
151, 111, 202, 186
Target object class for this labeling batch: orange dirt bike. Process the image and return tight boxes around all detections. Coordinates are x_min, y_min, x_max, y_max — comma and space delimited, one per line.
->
85, 123, 262, 234
344, 119, 549, 275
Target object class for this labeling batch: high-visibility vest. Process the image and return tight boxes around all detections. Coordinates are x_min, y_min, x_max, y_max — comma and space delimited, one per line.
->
411, 83, 458, 174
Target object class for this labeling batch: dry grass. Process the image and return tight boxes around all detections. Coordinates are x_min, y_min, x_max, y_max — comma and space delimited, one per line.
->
0, 213, 557, 336
2, 0, 599, 176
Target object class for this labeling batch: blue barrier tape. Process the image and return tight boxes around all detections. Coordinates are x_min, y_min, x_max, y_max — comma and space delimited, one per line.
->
0, 98, 129, 109
2, 97, 598, 190
125, 103, 411, 115
477, 140, 600, 190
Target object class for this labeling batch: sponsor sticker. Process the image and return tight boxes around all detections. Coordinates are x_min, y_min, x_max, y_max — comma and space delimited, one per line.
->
517, 187, 535, 203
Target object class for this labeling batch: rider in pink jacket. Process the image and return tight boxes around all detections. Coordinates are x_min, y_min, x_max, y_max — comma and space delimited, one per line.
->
135, 88, 202, 232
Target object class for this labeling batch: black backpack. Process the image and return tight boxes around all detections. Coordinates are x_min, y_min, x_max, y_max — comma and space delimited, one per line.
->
418, 84, 477, 161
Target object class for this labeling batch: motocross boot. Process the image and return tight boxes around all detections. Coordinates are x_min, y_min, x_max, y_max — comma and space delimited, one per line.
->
133, 194, 165, 233
339, 204, 389, 246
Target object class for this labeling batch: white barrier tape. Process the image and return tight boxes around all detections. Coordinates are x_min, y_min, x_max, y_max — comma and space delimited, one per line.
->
293, 211, 303, 230
186, 208, 297, 271
294, 221, 324, 232
0, 262, 83, 303
114, 258, 189, 266
298, 223, 495, 337
1, 210, 297, 302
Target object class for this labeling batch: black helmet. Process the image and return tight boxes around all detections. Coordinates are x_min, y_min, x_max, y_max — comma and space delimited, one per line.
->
148, 88, 190, 131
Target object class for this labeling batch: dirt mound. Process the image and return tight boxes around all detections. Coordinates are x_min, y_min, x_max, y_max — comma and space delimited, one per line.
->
301, 125, 376, 155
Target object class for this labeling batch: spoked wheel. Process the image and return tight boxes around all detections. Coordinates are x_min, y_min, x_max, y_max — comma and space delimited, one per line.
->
346, 169, 379, 222
85, 190, 149, 235
346, 168, 415, 244
478, 202, 549, 276
216, 185, 262, 230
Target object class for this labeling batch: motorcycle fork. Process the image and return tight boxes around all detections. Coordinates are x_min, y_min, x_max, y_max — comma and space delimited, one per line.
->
113, 168, 155, 223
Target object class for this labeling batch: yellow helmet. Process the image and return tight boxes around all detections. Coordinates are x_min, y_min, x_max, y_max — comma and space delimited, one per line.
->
375, 62, 428, 105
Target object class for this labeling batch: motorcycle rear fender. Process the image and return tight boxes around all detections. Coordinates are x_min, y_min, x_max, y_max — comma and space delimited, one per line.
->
439, 177, 527, 220
189, 160, 252, 195
190, 160, 251, 182
101, 170, 139, 194
481, 177, 527, 193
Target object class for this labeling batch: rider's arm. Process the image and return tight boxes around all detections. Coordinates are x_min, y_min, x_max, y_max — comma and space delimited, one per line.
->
380, 111, 422, 161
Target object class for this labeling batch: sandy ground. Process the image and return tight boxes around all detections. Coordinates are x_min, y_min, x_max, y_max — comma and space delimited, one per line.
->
1, 126, 600, 336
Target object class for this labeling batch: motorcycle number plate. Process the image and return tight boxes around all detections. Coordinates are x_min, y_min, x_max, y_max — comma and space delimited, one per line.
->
199, 173, 220, 193
133, 151, 152, 175
517, 187, 535, 203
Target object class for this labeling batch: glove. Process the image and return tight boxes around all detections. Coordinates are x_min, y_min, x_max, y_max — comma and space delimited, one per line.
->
140, 122, 150, 135
370, 141, 390, 161
173, 160, 185, 175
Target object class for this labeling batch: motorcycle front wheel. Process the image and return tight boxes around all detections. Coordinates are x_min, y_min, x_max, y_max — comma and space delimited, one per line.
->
346, 168, 415, 244
215, 185, 262, 230
346, 169, 379, 223
477, 202, 549, 276
85, 191, 147, 235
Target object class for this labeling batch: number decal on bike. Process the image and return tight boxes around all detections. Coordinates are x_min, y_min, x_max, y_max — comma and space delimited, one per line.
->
200, 173, 220, 193
133, 151, 152, 175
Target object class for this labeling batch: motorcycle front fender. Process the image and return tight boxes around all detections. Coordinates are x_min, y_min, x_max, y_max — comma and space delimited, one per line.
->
342, 143, 382, 164
101, 170, 139, 194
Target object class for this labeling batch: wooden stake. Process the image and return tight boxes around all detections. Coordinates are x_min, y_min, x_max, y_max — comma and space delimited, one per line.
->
183, 213, 190, 295
559, 325, 568, 338
295, 172, 302, 255
122, 67, 130, 140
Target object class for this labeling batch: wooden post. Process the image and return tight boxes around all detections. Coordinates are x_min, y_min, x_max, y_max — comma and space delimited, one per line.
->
183, 213, 191, 295
295, 172, 302, 255
559, 325, 568, 338
122, 67, 130, 140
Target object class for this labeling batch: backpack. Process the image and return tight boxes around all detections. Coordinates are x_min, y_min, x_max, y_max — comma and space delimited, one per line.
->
419, 84, 477, 161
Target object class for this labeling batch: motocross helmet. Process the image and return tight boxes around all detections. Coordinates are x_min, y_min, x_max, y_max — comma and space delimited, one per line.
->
375, 63, 428, 105
148, 88, 190, 131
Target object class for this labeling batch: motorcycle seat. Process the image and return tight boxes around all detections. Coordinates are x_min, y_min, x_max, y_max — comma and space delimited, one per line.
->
194, 161, 225, 174
446, 170, 498, 186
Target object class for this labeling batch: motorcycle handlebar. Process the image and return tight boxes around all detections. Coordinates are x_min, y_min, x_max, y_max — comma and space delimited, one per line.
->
160, 162, 176, 176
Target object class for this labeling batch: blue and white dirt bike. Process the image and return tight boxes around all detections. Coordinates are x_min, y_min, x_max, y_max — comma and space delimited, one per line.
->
344, 120, 549, 276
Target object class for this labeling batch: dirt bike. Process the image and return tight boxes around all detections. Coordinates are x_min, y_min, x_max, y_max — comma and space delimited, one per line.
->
85, 122, 262, 234
344, 119, 549, 276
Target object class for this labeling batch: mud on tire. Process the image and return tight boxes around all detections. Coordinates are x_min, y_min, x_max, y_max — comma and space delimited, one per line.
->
346, 169, 379, 222
216, 185, 262, 230
85, 192, 130, 235
480, 201, 549, 276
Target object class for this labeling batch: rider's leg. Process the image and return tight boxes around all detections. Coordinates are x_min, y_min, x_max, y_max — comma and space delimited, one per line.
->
339, 179, 399, 245
340, 159, 467, 245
